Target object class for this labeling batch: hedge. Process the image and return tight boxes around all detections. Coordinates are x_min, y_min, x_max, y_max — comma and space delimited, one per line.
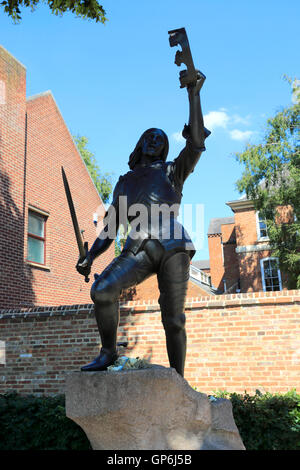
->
0, 390, 299, 450
0, 393, 91, 450
213, 389, 300, 450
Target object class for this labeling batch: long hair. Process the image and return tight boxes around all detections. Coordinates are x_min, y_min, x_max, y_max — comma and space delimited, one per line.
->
128, 128, 169, 170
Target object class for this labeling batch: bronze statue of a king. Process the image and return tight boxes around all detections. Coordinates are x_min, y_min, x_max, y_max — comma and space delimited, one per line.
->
76, 28, 210, 377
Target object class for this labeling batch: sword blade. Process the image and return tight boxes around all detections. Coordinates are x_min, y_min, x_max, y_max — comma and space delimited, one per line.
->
61, 166, 86, 259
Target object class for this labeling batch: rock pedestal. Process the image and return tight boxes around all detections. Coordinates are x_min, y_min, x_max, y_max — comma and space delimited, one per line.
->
65, 366, 245, 450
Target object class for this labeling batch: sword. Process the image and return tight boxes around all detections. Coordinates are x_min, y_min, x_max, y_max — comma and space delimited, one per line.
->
168, 27, 205, 92
61, 166, 89, 283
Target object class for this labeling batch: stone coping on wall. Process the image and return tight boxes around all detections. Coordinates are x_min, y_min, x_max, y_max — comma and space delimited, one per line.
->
0, 290, 299, 318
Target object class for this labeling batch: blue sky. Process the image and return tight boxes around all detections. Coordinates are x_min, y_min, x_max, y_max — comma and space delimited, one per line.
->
1, 0, 299, 260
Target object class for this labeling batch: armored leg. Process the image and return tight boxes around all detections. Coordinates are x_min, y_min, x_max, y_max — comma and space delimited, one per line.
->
81, 250, 154, 371
157, 252, 190, 377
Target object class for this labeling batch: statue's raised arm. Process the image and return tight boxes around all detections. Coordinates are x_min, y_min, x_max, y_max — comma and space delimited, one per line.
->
168, 28, 210, 185
169, 27, 209, 149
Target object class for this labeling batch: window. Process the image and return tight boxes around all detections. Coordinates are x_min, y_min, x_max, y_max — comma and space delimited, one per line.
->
257, 211, 269, 239
260, 257, 282, 292
27, 210, 47, 265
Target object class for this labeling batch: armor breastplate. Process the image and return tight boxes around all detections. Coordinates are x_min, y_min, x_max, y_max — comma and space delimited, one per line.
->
121, 163, 182, 209
117, 162, 195, 257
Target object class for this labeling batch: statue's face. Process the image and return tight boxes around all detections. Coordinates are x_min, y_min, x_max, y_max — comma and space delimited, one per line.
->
141, 129, 165, 159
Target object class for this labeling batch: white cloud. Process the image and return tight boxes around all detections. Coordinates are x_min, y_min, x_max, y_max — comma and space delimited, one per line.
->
231, 114, 251, 125
172, 131, 185, 143
229, 129, 254, 141
203, 110, 229, 130
203, 109, 252, 131
172, 109, 254, 144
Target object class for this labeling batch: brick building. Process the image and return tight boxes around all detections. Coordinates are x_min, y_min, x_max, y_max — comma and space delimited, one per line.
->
0, 46, 212, 310
203, 197, 291, 293
0, 46, 114, 309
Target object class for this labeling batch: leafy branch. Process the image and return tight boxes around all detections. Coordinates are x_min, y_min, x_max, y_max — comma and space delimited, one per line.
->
1, 0, 107, 23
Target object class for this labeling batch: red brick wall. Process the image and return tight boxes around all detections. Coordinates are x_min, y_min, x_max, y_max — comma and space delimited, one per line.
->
0, 47, 30, 309
238, 250, 270, 292
223, 244, 239, 289
234, 208, 258, 246
25, 92, 114, 306
208, 223, 239, 293
221, 223, 239, 291
122, 274, 212, 302
208, 235, 224, 290
1, 290, 299, 395
221, 223, 235, 245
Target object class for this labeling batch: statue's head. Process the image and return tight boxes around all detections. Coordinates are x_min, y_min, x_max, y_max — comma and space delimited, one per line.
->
128, 128, 169, 170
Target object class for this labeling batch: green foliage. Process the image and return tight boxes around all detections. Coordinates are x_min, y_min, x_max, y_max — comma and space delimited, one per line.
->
212, 389, 300, 450
74, 134, 113, 204
0, 393, 91, 450
115, 224, 129, 257
115, 238, 121, 257
1, 0, 107, 23
235, 78, 300, 288
1, 390, 300, 450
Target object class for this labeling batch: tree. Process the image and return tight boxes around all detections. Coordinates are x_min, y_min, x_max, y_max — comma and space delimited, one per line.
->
1, 0, 107, 23
114, 224, 130, 257
73, 134, 112, 204
235, 78, 300, 288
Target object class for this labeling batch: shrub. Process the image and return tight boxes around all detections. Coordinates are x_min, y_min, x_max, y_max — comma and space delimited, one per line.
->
0, 393, 91, 450
212, 389, 300, 450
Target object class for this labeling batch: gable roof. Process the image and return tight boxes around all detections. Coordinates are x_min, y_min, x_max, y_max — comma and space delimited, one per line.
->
192, 259, 210, 270
208, 216, 235, 235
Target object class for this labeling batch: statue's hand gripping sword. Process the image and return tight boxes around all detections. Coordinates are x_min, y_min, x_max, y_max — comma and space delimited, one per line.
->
168, 27, 206, 93
61, 166, 89, 283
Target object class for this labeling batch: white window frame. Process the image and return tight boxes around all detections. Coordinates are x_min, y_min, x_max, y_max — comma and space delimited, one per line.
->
260, 257, 282, 292
27, 207, 49, 267
256, 211, 270, 241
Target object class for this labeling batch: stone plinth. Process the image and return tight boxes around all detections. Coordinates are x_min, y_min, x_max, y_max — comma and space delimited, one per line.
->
65, 366, 245, 450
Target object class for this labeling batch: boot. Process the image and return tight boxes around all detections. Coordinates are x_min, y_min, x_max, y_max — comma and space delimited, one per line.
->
81, 347, 118, 372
